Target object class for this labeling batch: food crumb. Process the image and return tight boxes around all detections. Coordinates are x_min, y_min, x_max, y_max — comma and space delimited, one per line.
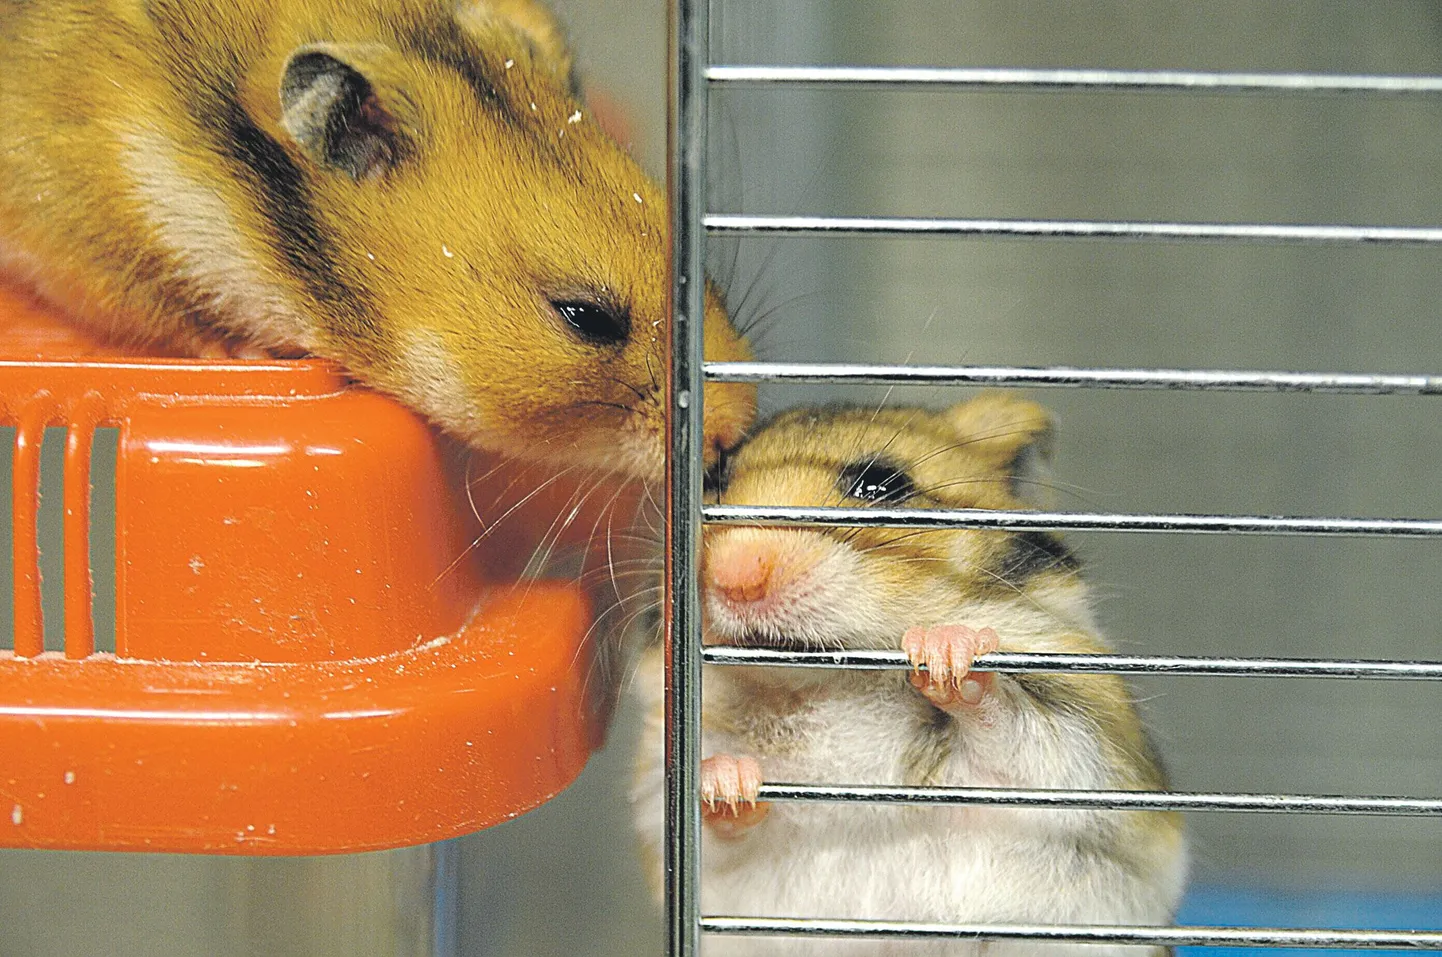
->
633, 192, 643, 204
504, 59, 514, 69
442, 245, 454, 258
10, 805, 21, 826
63, 771, 76, 785
568, 110, 582, 124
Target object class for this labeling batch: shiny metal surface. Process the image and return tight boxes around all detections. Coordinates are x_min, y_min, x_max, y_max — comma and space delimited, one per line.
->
704, 504, 1442, 536
701, 646, 1442, 679
751, 784, 1442, 816
707, 214, 1442, 245
708, 65, 1442, 96
702, 918, 1442, 949
665, 0, 706, 954
704, 362, 1442, 394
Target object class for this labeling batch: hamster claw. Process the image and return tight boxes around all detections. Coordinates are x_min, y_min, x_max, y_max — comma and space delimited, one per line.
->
700, 754, 770, 838
903, 624, 1000, 712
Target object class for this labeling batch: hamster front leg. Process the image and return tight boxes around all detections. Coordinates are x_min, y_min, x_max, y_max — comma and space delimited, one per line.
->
904, 624, 1000, 711
700, 753, 770, 838
900, 622, 1186, 932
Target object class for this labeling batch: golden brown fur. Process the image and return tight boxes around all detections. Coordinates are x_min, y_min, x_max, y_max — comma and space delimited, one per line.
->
0, 0, 754, 474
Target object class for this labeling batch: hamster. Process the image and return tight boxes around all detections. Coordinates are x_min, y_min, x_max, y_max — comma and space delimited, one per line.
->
0, 0, 755, 477
631, 394, 1187, 956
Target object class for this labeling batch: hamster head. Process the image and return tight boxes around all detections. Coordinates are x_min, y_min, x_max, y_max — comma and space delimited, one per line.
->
243, 0, 754, 476
703, 393, 1086, 656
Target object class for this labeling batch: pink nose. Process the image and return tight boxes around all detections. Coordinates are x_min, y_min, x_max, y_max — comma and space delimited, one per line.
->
708, 547, 774, 606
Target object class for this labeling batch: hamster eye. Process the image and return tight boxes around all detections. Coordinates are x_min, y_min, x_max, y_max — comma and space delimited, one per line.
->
552, 299, 630, 346
838, 460, 916, 505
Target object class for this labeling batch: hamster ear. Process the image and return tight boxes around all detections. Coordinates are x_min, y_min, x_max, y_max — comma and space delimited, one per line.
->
457, 0, 578, 93
943, 393, 1056, 506
279, 45, 411, 181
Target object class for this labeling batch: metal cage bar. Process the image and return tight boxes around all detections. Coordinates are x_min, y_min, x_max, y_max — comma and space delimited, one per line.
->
700, 646, 1442, 680
701, 918, 1442, 951
749, 785, 1442, 817
664, 0, 707, 955
707, 64, 1442, 96
705, 361, 1442, 394
704, 503, 1442, 537
706, 213, 1442, 245
664, 4, 1442, 955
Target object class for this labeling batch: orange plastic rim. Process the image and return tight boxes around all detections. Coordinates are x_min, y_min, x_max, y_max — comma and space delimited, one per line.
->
0, 284, 612, 854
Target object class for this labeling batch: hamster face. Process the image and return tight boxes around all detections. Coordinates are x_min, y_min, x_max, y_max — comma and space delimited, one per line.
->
703, 394, 1082, 653
247, 5, 755, 476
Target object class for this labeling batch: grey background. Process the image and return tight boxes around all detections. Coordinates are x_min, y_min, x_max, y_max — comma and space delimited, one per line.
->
5, 0, 1442, 954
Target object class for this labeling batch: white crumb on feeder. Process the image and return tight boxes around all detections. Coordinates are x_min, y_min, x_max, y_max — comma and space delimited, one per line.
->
10, 805, 21, 826
568, 110, 582, 124
530, 101, 537, 111
442, 245, 454, 258
366, 252, 375, 261
633, 193, 643, 203
504, 59, 514, 69
64, 771, 76, 785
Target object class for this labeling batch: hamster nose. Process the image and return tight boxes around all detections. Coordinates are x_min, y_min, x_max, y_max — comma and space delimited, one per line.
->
702, 382, 756, 466
708, 545, 774, 605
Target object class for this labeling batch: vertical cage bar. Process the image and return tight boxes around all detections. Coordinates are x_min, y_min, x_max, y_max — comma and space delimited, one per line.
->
665, 0, 708, 952
12, 395, 54, 658
62, 397, 102, 659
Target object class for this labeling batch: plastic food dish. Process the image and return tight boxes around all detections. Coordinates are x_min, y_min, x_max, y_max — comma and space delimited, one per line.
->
0, 283, 606, 855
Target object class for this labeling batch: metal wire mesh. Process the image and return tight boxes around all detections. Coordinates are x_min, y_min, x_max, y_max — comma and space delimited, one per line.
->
663, 3, 1442, 953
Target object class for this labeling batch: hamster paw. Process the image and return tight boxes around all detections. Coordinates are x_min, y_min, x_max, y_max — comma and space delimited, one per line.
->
700, 754, 770, 838
903, 624, 999, 711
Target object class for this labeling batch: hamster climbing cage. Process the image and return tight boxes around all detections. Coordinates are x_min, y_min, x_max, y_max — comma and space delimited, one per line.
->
660, 0, 1442, 954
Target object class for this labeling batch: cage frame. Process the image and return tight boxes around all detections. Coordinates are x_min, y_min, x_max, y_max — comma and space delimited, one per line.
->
662, 2, 1442, 954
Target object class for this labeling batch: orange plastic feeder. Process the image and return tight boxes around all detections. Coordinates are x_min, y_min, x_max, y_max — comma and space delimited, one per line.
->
0, 283, 607, 855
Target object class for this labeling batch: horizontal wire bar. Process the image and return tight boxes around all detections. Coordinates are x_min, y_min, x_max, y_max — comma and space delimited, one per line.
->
708, 64, 1442, 96
703, 504, 1442, 537
702, 918, 1442, 950
702, 646, 1442, 680
752, 784, 1442, 816
706, 214, 1442, 245
704, 362, 1442, 394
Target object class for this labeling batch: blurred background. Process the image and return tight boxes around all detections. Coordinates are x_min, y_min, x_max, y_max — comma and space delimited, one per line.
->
5, 0, 1442, 953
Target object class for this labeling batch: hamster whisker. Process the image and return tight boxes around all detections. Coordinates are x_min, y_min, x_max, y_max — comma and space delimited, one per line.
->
602, 375, 649, 403
524, 466, 618, 581
567, 400, 636, 415
429, 462, 577, 589
735, 290, 822, 347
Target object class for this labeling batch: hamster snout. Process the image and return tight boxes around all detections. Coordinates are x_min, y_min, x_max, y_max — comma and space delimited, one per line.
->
705, 528, 881, 651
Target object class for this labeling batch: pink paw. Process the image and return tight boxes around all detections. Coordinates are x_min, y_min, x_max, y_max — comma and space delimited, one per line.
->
700, 754, 769, 838
903, 624, 1000, 711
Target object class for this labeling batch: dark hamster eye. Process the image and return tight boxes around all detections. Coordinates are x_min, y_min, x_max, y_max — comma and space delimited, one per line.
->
552, 299, 630, 346
838, 459, 916, 504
